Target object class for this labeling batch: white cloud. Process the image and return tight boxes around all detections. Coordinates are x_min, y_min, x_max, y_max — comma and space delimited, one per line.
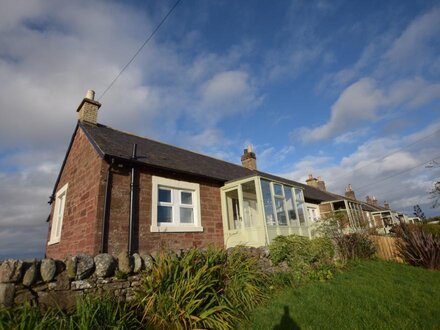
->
282, 122, 440, 216
196, 70, 262, 124
334, 128, 370, 145
382, 6, 440, 73
299, 77, 440, 143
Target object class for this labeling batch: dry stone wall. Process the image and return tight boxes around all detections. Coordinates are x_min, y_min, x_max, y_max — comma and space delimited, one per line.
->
0, 246, 274, 310
0, 251, 153, 310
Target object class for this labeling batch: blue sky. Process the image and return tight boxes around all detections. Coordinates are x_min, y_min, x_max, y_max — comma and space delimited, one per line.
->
0, 0, 439, 259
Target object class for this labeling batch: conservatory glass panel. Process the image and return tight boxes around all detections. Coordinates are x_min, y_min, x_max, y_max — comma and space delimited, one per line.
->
261, 179, 276, 225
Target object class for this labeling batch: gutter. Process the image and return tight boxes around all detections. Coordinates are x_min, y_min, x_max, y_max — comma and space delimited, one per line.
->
128, 144, 137, 255
100, 158, 114, 253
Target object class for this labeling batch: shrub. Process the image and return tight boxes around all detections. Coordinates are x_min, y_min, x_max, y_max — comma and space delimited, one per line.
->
136, 247, 269, 329
334, 233, 376, 261
395, 222, 440, 270
269, 235, 336, 278
420, 224, 440, 238
270, 235, 313, 271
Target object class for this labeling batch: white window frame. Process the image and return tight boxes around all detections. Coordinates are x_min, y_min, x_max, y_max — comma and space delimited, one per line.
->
151, 176, 203, 233
48, 183, 68, 245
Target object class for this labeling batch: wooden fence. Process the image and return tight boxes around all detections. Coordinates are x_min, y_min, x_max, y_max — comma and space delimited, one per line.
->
369, 235, 403, 263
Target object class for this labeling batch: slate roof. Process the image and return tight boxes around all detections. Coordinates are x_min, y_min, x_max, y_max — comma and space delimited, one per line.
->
79, 122, 388, 211
81, 122, 253, 182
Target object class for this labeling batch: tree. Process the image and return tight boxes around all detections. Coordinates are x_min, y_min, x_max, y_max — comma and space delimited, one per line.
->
427, 160, 440, 208
413, 204, 426, 221
429, 181, 440, 208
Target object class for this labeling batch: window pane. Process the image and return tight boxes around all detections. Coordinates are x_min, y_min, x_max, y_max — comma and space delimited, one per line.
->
284, 187, 297, 222
261, 179, 275, 225
275, 197, 287, 225
158, 188, 171, 203
180, 207, 194, 223
274, 183, 283, 196
158, 206, 172, 223
294, 188, 304, 201
295, 188, 305, 223
181, 191, 193, 205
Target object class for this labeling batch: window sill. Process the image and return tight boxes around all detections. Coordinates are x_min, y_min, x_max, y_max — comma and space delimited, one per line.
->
150, 225, 204, 233
47, 239, 60, 246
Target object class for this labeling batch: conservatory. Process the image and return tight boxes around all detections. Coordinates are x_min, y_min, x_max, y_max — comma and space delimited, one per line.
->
220, 175, 311, 248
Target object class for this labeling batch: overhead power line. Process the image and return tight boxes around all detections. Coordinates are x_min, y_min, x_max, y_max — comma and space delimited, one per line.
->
98, 0, 183, 101
356, 154, 440, 194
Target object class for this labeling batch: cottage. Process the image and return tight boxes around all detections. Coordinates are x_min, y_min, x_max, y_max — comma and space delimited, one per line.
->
45, 90, 400, 258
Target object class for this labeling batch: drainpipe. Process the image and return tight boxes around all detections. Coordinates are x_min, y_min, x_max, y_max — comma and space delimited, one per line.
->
128, 144, 137, 256
100, 158, 114, 253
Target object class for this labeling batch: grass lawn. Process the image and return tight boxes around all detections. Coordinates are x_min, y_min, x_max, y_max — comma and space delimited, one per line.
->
240, 260, 440, 330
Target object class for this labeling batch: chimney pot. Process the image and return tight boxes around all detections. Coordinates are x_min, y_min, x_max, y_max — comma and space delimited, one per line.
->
85, 89, 95, 100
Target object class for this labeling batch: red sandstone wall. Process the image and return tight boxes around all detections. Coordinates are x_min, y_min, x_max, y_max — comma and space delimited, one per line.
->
46, 127, 225, 258
45, 127, 105, 259
106, 168, 224, 256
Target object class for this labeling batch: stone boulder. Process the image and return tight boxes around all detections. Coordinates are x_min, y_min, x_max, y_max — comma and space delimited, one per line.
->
132, 253, 143, 273
0, 259, 23, 283
65, 256, 77, 279
41, 259, 57, 283
118, 251, 133, 274
142, 254, 154, 271
76, 254, 95, 280
94, 254, 116, 278
22, 263, 38, 287
0, 283, 15, 307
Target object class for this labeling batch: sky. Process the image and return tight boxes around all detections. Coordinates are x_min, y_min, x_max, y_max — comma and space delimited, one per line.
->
0, 0, 439, 259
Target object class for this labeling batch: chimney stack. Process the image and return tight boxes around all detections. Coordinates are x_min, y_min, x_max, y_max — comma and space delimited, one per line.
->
77, 89, 101, 125
241, 144, 257, 170
384, 201, 390, 209
345, 184, 356, 200
366, 196, 378, 207
306, 174, 326, 191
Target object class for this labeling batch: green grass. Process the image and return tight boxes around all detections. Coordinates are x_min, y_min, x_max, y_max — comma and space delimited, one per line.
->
240, 260, 440, 330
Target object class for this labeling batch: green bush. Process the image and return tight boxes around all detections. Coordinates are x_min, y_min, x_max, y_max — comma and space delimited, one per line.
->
335, 233, 376, 261
420, 224, 440, 238
269, 235, 336, 279
136, 246, 269, 330
270, 235, 313, 271
396, 222, 440, 270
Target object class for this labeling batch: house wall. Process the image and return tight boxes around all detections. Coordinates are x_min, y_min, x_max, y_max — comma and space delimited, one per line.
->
318, 203, 332, 217
46, 128, 106, 259
106, 167, 224, 256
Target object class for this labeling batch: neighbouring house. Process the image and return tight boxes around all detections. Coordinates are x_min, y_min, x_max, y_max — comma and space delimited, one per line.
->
45, 90, 408, 258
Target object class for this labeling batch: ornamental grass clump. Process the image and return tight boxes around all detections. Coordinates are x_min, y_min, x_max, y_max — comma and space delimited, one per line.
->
136, 247, 269, 330
396, 222, 440, 270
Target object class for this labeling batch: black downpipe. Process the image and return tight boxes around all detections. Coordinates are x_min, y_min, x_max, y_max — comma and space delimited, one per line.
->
128, 144, 137, 256
100, 158, 114, 253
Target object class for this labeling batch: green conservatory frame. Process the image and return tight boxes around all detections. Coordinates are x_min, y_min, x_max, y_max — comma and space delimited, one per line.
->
220, 174, 311, 248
